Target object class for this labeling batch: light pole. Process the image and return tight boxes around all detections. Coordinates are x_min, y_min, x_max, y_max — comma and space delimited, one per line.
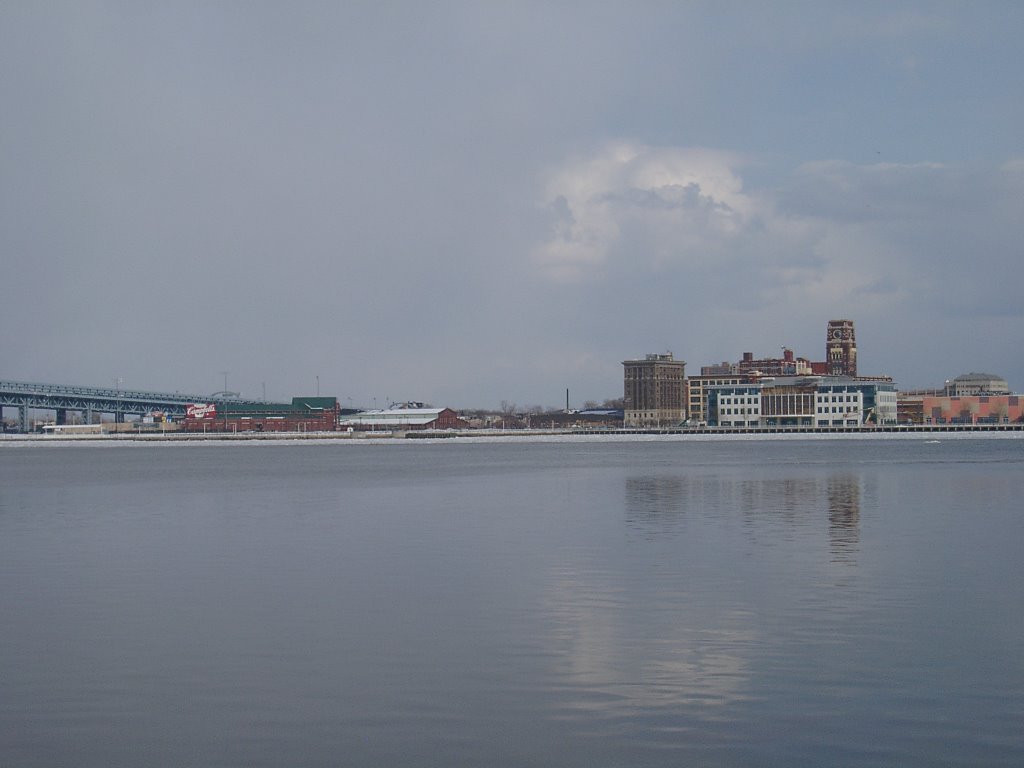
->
114, 377, 123, 426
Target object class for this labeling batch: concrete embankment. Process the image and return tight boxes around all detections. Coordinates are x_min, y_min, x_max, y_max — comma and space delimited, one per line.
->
4, 423, 1024, 443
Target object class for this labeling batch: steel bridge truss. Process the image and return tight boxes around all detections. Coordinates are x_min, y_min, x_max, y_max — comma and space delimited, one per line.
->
0, 380, 261, 432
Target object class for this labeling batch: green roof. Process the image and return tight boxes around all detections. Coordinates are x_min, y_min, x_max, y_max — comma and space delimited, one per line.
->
292, 397, 338, 410
215, 396, 337, 416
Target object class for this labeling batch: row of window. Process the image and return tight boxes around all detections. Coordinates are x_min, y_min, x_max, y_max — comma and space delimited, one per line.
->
720, 418, 861, 427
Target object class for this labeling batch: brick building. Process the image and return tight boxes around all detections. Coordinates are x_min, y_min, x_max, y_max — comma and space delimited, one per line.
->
183, 397, 339, 433
623, 353, 686, 427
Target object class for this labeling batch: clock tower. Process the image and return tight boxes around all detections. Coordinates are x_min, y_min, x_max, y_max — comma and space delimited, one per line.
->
826, 319, 857, 376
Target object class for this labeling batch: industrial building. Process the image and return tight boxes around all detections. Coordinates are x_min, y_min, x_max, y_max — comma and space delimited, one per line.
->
182, 397, 340, 433
622, 353, 686, 427
338, 407, 467, 431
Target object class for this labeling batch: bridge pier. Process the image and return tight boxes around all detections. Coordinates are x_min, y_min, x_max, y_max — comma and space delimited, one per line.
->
19, 404, 29, 432
85, 406, 94, 424
56, 409, 68, 426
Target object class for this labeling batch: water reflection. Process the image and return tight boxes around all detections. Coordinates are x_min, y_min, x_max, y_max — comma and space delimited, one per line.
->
827, 474, 860, 565
624, 476, 686, 536
624, 472, 863, 564
541, 565, 752, 721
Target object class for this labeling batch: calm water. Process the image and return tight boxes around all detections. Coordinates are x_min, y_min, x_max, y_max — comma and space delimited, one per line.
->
2, 437, 1023, 767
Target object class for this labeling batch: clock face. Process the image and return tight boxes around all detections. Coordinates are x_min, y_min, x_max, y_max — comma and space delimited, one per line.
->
832, 329, 842, 339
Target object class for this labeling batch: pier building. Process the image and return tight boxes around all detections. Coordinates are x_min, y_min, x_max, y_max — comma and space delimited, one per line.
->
338, 407, 467, 431
707, 377, 897, 428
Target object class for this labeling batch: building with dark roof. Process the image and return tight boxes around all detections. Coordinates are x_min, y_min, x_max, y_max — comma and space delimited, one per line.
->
183, 397, 339, 432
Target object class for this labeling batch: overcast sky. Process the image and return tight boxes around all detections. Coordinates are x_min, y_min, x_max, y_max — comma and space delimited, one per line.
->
2, 2, 1022, 408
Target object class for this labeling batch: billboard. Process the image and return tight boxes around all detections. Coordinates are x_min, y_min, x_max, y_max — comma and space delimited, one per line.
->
186, 403, 217, 420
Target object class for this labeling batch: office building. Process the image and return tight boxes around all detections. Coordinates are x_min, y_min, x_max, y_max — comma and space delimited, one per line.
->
623, 353, 686, 427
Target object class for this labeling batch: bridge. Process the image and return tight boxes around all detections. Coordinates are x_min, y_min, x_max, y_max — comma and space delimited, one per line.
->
0, 380, 262, 432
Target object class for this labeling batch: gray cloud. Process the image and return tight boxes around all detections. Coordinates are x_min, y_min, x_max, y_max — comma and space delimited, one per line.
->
2, 3, 1023, 406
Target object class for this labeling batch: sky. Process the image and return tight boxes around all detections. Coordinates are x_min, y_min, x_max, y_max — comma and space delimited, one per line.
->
2, 1, 1022, 409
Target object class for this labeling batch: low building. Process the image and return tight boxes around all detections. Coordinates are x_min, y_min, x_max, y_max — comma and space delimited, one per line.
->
707, 377, 897, 428
944, 373, 1009, 397
687, 373, 756, 424
522, 409, 624, 430
183, 397, 339, 432
338, 407, 467, 431
918, 395, 1023, 425
735, 348, 813, 377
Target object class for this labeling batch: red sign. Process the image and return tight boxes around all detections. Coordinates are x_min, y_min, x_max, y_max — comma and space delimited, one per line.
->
186, 403, 217, 420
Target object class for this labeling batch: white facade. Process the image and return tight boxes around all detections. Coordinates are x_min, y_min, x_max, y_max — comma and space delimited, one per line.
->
813, 391, 863, 427
709, 377, 897, 428
715, 392, 762, 427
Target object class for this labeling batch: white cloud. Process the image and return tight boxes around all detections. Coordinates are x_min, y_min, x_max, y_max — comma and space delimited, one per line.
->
528, 143, 1024, 390
532, 143, 754, 281
534, 144, 1023, 315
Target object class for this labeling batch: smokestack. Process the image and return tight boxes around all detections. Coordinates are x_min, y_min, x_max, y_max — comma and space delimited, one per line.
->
566, 388, 570, 412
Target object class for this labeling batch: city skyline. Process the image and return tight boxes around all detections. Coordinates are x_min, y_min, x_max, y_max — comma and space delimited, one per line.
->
3, 3, 1022, 408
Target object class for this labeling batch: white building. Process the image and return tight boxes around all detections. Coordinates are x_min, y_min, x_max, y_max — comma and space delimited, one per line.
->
709, 377, 897, 428
337, 407, 467, 431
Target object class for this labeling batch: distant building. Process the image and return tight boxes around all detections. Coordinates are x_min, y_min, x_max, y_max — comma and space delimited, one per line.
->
623, 353, 686, 427
706, 320, 861, 380
686, 373, 756, 424
707, 377, 897, 428
897, 374, 1014, 424
735, 347, 813, 377
338, 407, 467, 431
900, 394, 1023, 425
944, 373, 1009, 397
700, 362, 734, 376
826, 319, 858, 377
183, 397, 339, 432
519, 409, 624, 430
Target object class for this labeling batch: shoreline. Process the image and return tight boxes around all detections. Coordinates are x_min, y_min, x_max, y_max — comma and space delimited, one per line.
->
3, 423, 1023, 446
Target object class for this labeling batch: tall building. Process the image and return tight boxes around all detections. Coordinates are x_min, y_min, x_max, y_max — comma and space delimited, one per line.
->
623, 353, 686, 427
826, 320, 857, 377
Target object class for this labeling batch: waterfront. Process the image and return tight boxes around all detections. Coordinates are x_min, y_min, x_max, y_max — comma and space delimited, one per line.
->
2, 439, 1023, 766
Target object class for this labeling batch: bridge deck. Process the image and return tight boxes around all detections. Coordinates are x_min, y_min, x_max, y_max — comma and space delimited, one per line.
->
0, 379, 263, 432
